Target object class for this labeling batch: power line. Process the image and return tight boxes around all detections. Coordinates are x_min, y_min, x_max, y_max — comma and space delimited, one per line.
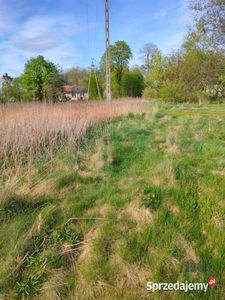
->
87, 0, 90, 67
93, 0, 99, 60
97, 27, 105, 65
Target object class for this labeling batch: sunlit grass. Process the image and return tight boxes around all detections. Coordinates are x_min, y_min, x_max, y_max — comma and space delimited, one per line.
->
0, 101, 225, 299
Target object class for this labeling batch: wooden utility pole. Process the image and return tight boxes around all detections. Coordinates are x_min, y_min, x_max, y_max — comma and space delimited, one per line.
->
105, 0, 111, 101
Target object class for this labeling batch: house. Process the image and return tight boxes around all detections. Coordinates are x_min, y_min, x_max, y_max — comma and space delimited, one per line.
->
63, 85, 87, 100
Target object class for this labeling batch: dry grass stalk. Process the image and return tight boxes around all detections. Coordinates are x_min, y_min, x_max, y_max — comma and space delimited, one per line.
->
65, 217, 110, 224
5, 252, 29, 279
0, 99, 145, 172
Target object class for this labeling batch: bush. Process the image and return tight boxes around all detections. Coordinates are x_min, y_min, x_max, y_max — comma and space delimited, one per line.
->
159, 82, 185, 103
142, 86, 158, 99
159, 82, 200, 103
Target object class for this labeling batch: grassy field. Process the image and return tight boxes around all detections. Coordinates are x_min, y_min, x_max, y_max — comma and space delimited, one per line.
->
0, 100, 225, 299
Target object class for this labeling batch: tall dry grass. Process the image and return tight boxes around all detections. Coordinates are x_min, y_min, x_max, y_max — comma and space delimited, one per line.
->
0, 99, 146, 173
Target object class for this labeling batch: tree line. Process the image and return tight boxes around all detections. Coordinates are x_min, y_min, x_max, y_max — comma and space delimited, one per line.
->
142, 0, 225, 103
0, 0, 224, 103
0, 46, 144, 103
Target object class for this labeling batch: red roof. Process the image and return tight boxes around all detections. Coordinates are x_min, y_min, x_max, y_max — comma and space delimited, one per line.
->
63, 85, 74, 92
63, 85, 86, 92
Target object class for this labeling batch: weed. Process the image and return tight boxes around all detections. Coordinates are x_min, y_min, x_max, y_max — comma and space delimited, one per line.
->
15, 274, 41, 299
48, 225, 79, 245
139, 186, 166, 210
155, 112, 165, 119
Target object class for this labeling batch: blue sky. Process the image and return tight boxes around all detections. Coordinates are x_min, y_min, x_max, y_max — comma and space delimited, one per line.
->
0, 0, 192, 77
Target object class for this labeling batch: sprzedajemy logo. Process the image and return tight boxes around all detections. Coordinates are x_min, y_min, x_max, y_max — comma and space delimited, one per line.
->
146, 278, 217, 292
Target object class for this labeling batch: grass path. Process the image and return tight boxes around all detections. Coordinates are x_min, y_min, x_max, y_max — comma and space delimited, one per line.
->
0, 103, 225, 299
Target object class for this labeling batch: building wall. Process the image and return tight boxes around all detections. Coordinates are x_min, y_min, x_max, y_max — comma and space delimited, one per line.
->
65, 92, 87, 100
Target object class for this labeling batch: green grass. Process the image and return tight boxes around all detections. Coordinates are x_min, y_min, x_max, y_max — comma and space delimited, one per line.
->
0, 103, 225, 299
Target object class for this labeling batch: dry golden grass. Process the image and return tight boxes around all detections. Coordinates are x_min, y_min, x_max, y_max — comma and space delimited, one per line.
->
167, 144, 180, 155
38, 269, 67, 300
154, 159, 176, 186
211, 170, 225, 176
126, 202, 154, 226
0, 99, 146, 173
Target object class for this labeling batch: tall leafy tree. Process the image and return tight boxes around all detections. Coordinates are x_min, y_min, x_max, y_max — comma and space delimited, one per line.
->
139, 43, 158, 74
190, 0, 225, 47
11, 77, 27, 102
142, 1, 225, 103
0, 73, 13, 102
85, 70, 103, 100
143, 49, 168, 97
45, 72, 67, 102
22, 55, 58, 100
150, 46, 225, 103
100, 41, 133, 98
64, 67, 87, 86
121, 68, 145, 97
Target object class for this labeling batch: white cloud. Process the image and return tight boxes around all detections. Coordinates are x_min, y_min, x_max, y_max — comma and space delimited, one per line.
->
19, 16, 59, 40
0, 10, 95, 76
155, 9, 167, 18
0, 0, 30, 39
0, 40, 82, 77
16, 33, 63, 52
42, 41, 82, 70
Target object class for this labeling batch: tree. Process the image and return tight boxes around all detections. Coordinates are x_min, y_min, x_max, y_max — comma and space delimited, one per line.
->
10, 77, 28, 102
139, 43, 158, 74
100, 41, 133, 98
143, 49, 167, 98
22, 55, 58, 101
190, 0, 225, 47
45, 72, 67, 102
64, 67, 87, 86
121, 69, 145, 97
84, 70, 103, 100
0, 73, 14, 102
154, 45, 225, 103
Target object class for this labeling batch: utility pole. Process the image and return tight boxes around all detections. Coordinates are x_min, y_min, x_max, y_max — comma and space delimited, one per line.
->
105, 0, 111, 101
